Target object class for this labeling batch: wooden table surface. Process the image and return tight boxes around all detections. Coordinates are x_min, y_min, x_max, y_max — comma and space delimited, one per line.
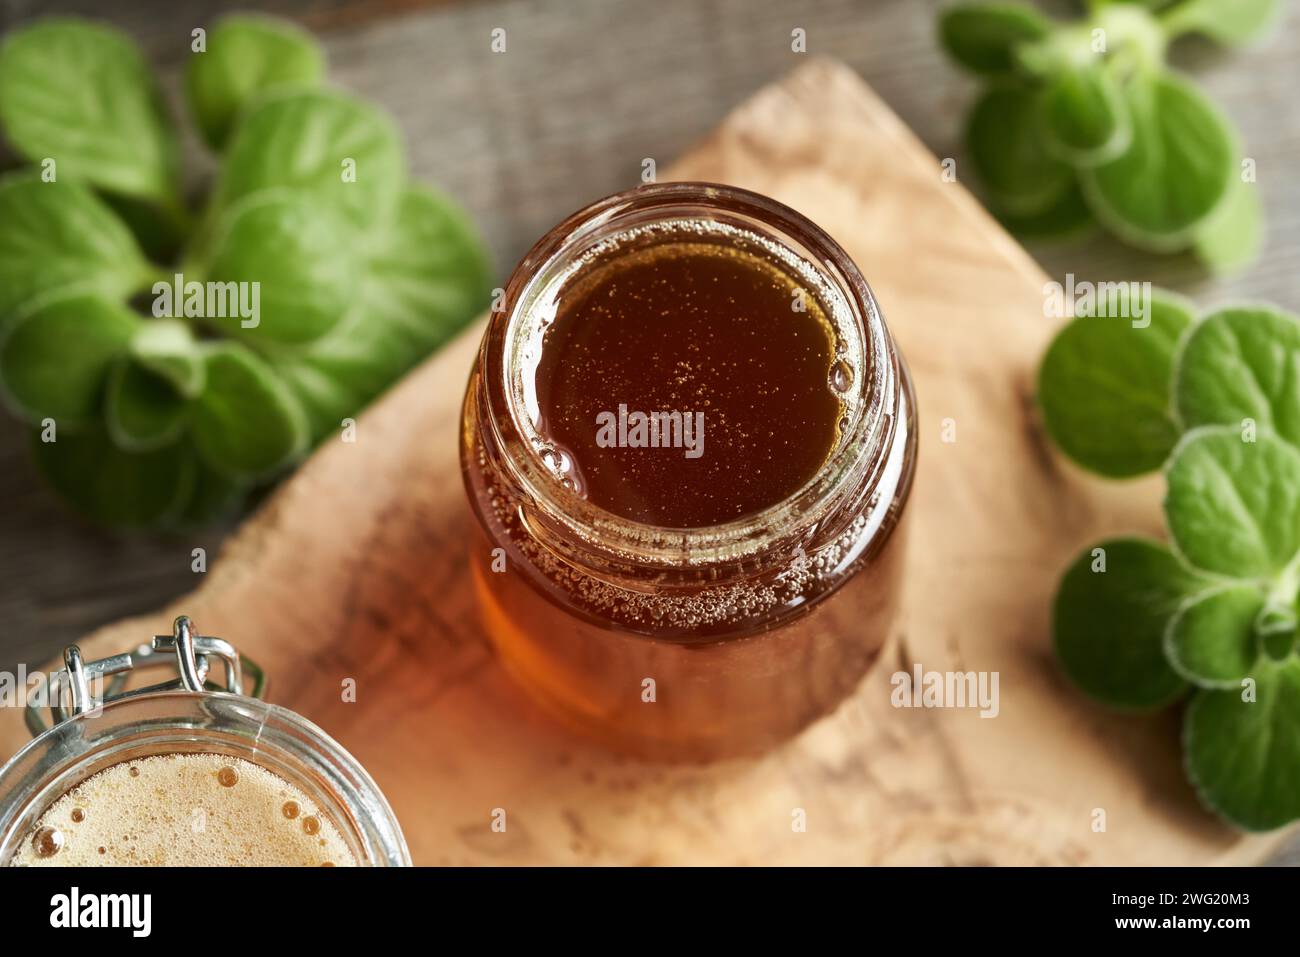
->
1, 0, 1298, 860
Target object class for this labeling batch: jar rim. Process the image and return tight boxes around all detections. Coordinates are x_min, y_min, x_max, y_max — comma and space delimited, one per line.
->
478, 182, 900, 568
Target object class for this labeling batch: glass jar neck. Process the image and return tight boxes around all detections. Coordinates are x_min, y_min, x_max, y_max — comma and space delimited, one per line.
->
475, 182, 902, 582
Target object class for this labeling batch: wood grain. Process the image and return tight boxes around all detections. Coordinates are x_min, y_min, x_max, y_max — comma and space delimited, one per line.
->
3, 59, 1290, 865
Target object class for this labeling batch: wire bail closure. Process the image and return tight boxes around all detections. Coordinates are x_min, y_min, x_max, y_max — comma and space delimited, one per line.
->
25, 616, 266, 738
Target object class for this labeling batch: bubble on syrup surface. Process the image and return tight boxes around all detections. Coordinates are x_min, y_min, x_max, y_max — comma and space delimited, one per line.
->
829, 359, 853, 392
32, 826, 63, 858
538, 446, 570, 475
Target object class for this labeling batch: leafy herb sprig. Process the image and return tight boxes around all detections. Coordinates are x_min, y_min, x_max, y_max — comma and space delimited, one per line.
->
1041, 291, 1300, 830
939, 0, 1279, 272
0, 15, 491, 528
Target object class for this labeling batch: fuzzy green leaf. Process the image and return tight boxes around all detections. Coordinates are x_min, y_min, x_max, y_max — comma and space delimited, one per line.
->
0, 19, 179, 203
190, 342, 308, 479
0, 292, 138, 427
186, 14, 325, 151
967, 85, 1074, 216
1079, 71, 1235, 250
0, 173, 153, 330
1038, 288, 1193, 476
1175, 305, 1300, 449
204, 190, 359, 347
1164, 584, 1265, 687
275, 186, 491, 438
1184, 658, 1300, 831
1160, 0, 1282, 45
31, 425, 195, 529
129, 318, 206, 398
1192, 175, 1263, 276
1040, 61, 1130, 165
218, 89, 404, 232
938, 3, 1052, 76
104, 357, 187, 451
360, 185, 492, 350
1164, 429, 1300, 579
995, 181, 1096, 242
172, 454, 248, 529
1053, 537, 1202, 709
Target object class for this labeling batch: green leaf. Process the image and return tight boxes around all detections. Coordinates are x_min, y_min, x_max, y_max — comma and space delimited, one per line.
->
362, 185, 492, 351
129, 318, 205, 398
0, 18, 179, 203
274, 314, 409, 440
1257, 604, 1298, 661
1184, 658, 1300, 830
967, 85, 1073, 216
1011, 35, 1061, 78
0, 173, 154, 329
104, 357, 187, 451
186, 14, 325, 151
100, 191, 189, 265
1192, 175, 1263, 276
1092, 2, 1169, 65
1160, 0, 1282, 45
172, 454, 248, 529
1079, 71, 1236, 250
190, 342, 308, 479
275, 186, 492, 439
995, 180, 1096, 242
1165, 584, 1265, 687
938, 3, 1051, 75
204, 190, 359, 347
1164, 429, 1300, 579
1040, 61, 1131, 165
1038, 288, 1193, 476
30, 425, 195, 529
1174, 305, 1300, 448
218, 89, 405, 232
1053, 537, 1203, 709
0, 292, 138, 426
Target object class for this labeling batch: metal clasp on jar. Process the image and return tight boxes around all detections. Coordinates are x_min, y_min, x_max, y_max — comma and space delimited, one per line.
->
25, 615, 266, 737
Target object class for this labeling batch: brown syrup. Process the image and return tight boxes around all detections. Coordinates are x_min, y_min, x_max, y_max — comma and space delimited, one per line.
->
533, 241, 843, 528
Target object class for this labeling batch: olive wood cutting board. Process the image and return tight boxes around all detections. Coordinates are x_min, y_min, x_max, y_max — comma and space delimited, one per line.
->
4, 58, 1289, 865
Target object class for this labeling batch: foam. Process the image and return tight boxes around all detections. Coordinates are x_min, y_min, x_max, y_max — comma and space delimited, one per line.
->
12, 753, 356, 867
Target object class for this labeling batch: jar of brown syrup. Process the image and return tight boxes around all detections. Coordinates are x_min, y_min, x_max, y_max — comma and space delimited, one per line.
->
461, 183, 917, 761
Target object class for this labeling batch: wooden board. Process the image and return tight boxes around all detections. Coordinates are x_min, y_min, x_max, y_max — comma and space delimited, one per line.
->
2, 58, 1288, 865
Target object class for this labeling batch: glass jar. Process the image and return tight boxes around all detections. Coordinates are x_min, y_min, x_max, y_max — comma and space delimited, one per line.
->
461, 182, 917, 761
0, 618, 409, 866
